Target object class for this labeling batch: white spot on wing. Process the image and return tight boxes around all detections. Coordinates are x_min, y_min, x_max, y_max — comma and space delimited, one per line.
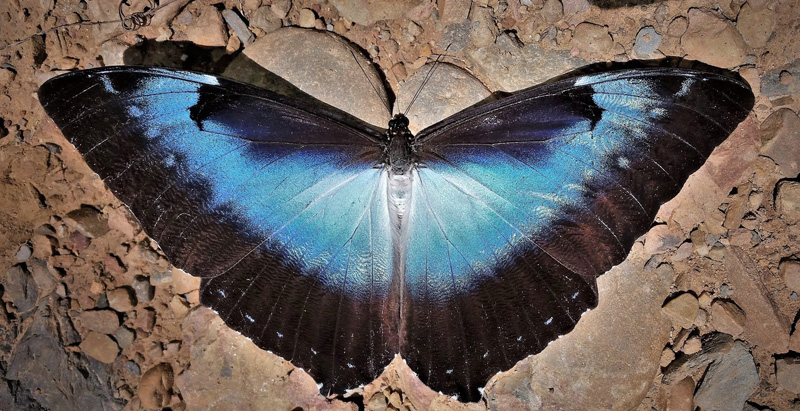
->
545, 317, 553, 325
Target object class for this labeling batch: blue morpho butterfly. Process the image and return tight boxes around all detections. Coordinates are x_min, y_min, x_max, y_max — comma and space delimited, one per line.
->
38, 62, 753, 401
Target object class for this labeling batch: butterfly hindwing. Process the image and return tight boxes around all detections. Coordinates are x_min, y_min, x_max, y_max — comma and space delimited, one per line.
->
38, 67, 397, 391
405, 69, 754, 397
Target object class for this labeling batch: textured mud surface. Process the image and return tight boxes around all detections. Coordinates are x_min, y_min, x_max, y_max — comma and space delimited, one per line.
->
1, 0, 800, 410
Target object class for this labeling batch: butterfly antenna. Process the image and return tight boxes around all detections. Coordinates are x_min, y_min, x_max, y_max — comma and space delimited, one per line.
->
403, 44, 451, 117
349, 49, 392, 114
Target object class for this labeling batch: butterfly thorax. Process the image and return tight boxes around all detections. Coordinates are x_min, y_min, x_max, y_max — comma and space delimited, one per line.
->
385, 114, 416, 175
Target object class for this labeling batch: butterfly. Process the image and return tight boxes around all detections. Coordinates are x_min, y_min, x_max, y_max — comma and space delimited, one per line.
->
38, 64, 753, 401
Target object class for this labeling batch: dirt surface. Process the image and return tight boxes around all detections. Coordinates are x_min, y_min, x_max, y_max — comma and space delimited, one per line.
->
1, 0, 800, 410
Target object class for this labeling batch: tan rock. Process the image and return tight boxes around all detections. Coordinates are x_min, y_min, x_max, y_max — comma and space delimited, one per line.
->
662, 293, 699, 329
139, 363, 174, 409
776, 357, 800, 394
737, 2, 775, 48
540, 0, 563, 24
760, 109, 800, 177
724, 249, 790, 353
64, 207, 110, 238
666, 377, 695, 411
172, 268, 201, 295
681, 9, 747, 68
781, 260, 800, 293
710, 299, 745, 336
107, 286, 137, 312
224, 28, 390, 128
645, 224, 683, 255
667, 16, 687, 37
297, 8, 316, 28
80, 331, 119, 364
176, 309, 355, 410
572, 22, 613, 56
77, 310, 120, 334
184, 7, 229, 47
329, 0, 419, 26
485, 255, 673, 409
682, 336, 702, 355
397, 63, 490, 133
776, 181, 800, 224
693, 342, 758, 410
440, 0, 471, 24
660, 348, 675, 367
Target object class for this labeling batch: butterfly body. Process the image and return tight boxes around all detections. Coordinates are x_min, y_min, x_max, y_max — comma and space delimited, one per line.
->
38, 65, 754, 401
385, 114, 417, 175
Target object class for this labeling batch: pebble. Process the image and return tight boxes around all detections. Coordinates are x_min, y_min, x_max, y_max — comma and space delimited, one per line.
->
2, 265, 38, 313
667, 377, 695, 411
710, 299, 745, 336
633, 26, 662, 56
78, 310, 120, 334
0, 68, 16, 86
540, 0, 563, 24
759, 109, 800, 177
368, 392, 388, 409
298, 8, 316, 28
79, 331, 120, 364
139, 363, 174, 409
667, 16, 688, 37
124, 360, 141, 376
184, 7, 229, 47
644, 224, 682, 255
562, 0, 589, 16
681, 9, 747, 68
133, 275, 155, 303
662, 292, 699, 329
776, 356, 800, 394
682, 336, 702, 355
107, 287, 137, 312
64, 207, 109, 238
225, 28, 390, 128
172, 268, 202, 295
440, 0, 470, 24
571, 22, 613, 56
672, 242, 693, 261
496, 31, 524, 52
693, 342, 758, 410
761, 59, 800, 97
736, 2, 775, 48
270, 0, 291, 19
780, 260, 800, 293
250, 6, 282, 34
222, 9, 255, 47
776, 181, 800, 223
469, 6, 496, 48
725, 252, 791, 353
113, 327, 136, 349
150, 268, 173, 285
396, 63, 490, 133
15, 244, 31, 262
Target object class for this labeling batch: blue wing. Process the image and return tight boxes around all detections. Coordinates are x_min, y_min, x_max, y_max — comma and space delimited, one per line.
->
38, 67, 398, 392
403, 68, 754, 398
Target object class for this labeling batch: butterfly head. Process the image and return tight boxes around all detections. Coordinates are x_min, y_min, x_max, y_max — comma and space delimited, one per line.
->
388, 114, 411, 134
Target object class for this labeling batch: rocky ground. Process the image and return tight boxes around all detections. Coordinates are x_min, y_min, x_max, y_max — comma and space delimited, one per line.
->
1, 0, 799, 409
